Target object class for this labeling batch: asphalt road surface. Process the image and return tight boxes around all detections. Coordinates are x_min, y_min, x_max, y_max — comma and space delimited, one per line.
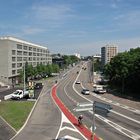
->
11, 79, 61, 140
56, 62, 140, 140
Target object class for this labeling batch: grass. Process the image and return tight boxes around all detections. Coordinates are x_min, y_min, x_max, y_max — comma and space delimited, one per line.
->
0, 101, 34, 131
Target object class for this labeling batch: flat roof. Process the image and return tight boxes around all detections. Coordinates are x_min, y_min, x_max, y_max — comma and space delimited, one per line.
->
0, 36, 48, 49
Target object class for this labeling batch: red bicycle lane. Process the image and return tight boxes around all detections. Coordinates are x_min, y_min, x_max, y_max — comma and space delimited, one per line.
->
52, 85, 101, 140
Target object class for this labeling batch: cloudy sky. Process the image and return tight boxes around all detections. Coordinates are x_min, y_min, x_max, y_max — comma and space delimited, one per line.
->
0, 0, 140, 55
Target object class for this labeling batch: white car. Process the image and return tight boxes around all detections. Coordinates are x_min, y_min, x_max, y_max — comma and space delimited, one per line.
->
81, 89, 90, 95
75, 81, 81, 84
93, 85, 106, 94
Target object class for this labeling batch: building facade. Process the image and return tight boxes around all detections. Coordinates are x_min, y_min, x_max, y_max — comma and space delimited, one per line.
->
0, 36, 52, 84
101, 44, 118, 67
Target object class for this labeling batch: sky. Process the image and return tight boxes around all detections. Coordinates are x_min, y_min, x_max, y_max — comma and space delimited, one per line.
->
0, 0, 140, 56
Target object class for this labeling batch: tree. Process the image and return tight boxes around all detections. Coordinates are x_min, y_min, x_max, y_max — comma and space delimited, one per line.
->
103, 47, 140, 98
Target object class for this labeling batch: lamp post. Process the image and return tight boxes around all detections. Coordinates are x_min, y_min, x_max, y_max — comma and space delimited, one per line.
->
91, 101, 96, 140
23, 63, 26, 92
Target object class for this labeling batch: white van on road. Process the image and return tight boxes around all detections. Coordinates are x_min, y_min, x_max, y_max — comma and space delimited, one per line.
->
93, 85, 106, 94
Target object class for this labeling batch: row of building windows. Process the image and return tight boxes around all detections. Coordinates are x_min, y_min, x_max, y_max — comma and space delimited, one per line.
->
17, 44, 48, 53
12, 57, 51, 62
12, 50, 50, 57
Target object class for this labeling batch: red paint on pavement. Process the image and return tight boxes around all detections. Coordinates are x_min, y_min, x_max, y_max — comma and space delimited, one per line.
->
52, 85, 100, 140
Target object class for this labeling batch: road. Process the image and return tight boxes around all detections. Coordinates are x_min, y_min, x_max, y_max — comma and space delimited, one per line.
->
11, 79, 61, 140
56, 62, 140, 140
11, 71, 89, 140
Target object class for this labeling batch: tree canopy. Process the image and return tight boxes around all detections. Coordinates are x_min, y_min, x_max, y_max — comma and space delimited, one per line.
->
103, 47, 140, 98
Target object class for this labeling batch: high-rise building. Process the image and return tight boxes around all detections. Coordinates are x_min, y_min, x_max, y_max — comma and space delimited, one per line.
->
0, 36, 52, 84
101, 44, 118, 67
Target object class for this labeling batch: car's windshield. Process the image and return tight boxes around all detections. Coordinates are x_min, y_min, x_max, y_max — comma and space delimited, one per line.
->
13, 91, 19, 95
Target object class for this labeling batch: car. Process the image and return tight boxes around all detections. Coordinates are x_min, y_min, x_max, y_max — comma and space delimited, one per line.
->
75, 81, 81, 84
93, 85, 106, 94
11, 90, 29, 100
34, 83, 43, 89
81, 89, 90, 95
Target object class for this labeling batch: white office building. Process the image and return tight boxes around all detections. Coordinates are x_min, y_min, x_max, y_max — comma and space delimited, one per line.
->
101, 44, 118, 67
0, 36, 52, 85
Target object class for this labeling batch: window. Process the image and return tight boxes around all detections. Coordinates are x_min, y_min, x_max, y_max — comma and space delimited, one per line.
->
12, 63, 16, 68
17, 57, 22, 61
23, 57, 27, 61
12, 50, 16, 55
29, 47, 32, 51
29, 57, 32, 61
23, 46, 28, 50
12, 57, 16, 62
23, 51, 28, 56
12, 70, 16, 75
33, 48, 36, 51
29, 52, 32, 56
17, 51, 22, 55
17, 44, 22, 49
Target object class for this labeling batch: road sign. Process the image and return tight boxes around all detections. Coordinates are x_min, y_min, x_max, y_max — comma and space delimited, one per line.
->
94, 101, 112, 110
74, 106, 92, 112
74, 101, 112, 113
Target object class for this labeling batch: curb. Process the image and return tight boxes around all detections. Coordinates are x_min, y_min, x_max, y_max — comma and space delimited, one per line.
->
10, 85, 48, 140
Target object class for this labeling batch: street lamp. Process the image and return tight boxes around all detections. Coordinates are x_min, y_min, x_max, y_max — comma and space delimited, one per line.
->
23, 63, 26, 92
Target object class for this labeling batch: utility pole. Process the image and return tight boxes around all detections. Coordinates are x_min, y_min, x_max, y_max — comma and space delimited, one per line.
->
91, 101, 95, 140
23, 63, 26, 92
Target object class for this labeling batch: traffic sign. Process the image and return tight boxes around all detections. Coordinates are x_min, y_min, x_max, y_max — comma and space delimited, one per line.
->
94, 101, 112, 110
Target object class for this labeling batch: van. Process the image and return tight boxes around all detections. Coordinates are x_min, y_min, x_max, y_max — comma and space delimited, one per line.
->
93, 85, 106, 94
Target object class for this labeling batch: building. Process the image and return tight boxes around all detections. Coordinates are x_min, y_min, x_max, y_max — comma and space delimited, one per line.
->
93, 54, 101, 62
101, 44, 118, 67
0, 36, 52, 85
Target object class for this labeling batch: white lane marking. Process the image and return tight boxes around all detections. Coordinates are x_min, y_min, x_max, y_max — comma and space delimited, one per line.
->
63, 135, 81, 140
81, 82, 140, 124
64, 76, 78, 104
55, 111, 63, 139
71, 66, 140, 140
54, 70, 87, 140
89, 111, 140, 140
61, 126, 77, 132
110, 110, 140, 125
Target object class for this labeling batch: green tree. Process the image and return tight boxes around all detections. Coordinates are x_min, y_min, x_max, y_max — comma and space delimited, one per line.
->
103, 47, 140, 98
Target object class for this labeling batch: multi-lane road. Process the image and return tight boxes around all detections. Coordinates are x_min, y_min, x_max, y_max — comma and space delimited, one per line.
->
56, 62, 140, 140
9, 62, 140, 140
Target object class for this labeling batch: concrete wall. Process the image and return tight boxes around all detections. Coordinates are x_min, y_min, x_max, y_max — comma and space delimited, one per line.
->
0, 40, 9, 83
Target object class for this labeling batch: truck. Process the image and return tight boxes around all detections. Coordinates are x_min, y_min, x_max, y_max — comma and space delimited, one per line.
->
11, 90, 29, 100
93, 85, 106, 94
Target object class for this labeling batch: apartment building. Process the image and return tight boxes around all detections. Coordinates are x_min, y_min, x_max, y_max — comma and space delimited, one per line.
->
0, 36, 52, 85
101, 44, 118, 67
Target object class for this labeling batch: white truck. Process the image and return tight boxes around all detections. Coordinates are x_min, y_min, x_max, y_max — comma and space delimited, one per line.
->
11, 90, 29, 100
93, 85, 106, 94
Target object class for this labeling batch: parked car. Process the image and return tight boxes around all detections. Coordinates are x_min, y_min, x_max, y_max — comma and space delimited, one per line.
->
34, 83, 43, 89
75, 81, 81, 84
81, 89, 90, 95
11, 90, 29, 100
